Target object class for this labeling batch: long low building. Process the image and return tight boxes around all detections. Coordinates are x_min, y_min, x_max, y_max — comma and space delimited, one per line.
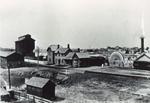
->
64, 52, 106, 68
0, 51, 24, 68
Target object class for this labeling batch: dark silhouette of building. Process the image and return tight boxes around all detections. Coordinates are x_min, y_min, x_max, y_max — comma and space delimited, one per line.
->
0, 51, 24, 68
26, 77, 56, 100
15, 34, 35, 56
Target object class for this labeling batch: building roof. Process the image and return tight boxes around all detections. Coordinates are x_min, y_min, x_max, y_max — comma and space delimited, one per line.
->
55, 48, 70, 54
26, 77, 50, 88
88, 54, 105, 58
16, 38, 35, 42
0, 88, 9, 96
16, 34, 35, 42
0, 50, 16, 57
71, 48, 80, 52
47, 45, 61, 52
65, 52, 75, 59
76, 52, 90, 59
65, 52, 106, 60
135, 53, 150, 62
65, 52, 90, 59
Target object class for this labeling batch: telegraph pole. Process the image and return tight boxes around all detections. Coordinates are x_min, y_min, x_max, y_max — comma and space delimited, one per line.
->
7, 65, 11, 89
36, 46, 40, 70
37, 49, 39, 69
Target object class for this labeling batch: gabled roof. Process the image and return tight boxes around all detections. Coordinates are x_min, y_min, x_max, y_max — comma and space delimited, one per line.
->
0, 50, 16, 57
55, 48, 71, 54
65, 52, 90, 59
65, 52, 106, 60
138, 56, 150, 62
88, 54, 105, 58
26, 77, 50, 88
0, 88, 9, 96
135, 53, 150, 62
76, 52, 90, 59
47, 45, 59, 52
65, 52, 75, 59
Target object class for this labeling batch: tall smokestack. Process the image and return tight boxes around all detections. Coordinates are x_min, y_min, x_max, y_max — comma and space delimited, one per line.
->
140, 9, 145, 53
140, 36, 144, 53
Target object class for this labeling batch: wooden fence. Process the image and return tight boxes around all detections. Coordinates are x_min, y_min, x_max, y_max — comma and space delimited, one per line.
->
14, 91, 53, 103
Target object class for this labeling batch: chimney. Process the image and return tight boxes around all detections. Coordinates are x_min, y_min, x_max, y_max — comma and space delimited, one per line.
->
77, 48, 80, 52
25, 34, 31, 38
57, 44, 60, 49
67, 44, 70, 49
140, 36, 144, 53
140, 11, 145, 53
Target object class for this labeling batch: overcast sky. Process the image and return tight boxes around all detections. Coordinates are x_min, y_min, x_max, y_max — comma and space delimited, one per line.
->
0, 0, 150, 49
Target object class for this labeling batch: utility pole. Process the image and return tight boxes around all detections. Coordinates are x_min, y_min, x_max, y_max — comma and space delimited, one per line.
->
36, 46, 40, 70
7, 64, 11, 89
37, 49, 39, 70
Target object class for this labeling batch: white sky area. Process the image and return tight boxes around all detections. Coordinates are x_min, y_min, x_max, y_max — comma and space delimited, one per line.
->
0, 0, 150, 49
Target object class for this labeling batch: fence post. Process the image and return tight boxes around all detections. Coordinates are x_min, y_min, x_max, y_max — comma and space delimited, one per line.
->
27, 95, 29, 100
19, 92, 20, 100
33, 96, 34, 100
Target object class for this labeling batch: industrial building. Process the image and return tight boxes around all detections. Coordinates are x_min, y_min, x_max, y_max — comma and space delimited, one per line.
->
15, 34, 35, 57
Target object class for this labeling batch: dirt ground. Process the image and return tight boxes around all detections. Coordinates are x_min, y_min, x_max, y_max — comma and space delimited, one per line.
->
1, 66, 150, 103
56, 72, 150, 103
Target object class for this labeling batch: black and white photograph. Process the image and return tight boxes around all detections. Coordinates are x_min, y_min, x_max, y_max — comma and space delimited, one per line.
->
0, 0, 150, 103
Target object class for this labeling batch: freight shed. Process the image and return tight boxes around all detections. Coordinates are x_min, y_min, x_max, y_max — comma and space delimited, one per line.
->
0, 51, 24, 68
133, 53, 150, 70
64, 52, 106, 68
26, 77, 56, 100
